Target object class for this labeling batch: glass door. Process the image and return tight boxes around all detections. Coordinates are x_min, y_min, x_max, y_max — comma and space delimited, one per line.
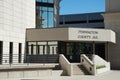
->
58, 42, 93, 63
95, 43, 105, 59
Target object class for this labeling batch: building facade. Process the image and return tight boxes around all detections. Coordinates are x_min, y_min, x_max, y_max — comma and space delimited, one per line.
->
0, 0, 35, 64
103, 0, 120, 69
26, 28, 115, 63
0, 0, 119, 70
59, 13, 104, 28
25, 0, 120, 70
25, 0, 60, 63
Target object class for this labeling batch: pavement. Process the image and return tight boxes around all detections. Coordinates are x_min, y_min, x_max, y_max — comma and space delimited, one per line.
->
1, 70, 120, 80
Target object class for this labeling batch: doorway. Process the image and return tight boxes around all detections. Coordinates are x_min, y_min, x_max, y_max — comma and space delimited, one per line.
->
58, 41, 105, 63
95, 43, 105, 59
58, 42, 93, 62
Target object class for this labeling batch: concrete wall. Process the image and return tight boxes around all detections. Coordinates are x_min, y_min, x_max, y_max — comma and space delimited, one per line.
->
0, 69, 64, 79
81, 54, 110, 75
93, 55, 110, 74
103, 13, 120, 69
26, 28, 69, 41
26, 28, 115, 43
0, 70, 51, 79
106, 0, 120, 12
81, 54, 95, 75
0, 64, 63, 79
59, 54, 73, 76
0, 0, 35, 64
68, 28, 115, 43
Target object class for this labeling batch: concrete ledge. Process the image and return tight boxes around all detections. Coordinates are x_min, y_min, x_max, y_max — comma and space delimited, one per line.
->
0, 64, 58, 71
0, 70, 52, 79
0, 64, 63, 79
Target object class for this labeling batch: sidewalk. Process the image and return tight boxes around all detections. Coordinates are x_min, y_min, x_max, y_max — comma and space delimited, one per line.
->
2, 70, 120, 80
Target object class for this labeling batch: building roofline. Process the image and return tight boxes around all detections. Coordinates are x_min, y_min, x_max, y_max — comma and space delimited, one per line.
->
60, 12, 105, 16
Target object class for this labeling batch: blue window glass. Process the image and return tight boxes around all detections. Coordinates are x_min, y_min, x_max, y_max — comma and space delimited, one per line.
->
36, 0, 54, 28
43, 0, 48, 2
36, 0, 54, 3
48, 7, 54, 27
42, 7, 48, 28
36, 0, 42, 2
48, 0, 54, 3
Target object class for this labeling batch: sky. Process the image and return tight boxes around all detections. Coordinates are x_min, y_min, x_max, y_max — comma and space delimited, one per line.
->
60, 0, 105, 15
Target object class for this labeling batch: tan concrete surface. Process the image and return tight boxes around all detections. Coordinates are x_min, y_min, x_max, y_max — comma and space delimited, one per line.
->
1, 70, 120, 80
103, 12, 120, 69
106, 0, 120, 12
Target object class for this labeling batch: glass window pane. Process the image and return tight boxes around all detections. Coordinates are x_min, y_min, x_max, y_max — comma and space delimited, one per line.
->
42, 6, 47, 11
36, 0, 42, 2
42, 11, 48, 28
48, 7, 54, 12
36, 1, 54, 28
48, 0, 54, 3
48, 12, 54, 27
42, 0, 48, 2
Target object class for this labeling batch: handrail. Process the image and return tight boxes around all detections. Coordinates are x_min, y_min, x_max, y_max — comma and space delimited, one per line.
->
59, 54, 73, 76
81, 54, 110, 75
82, 54, 94, 66
81, 54, 96, 75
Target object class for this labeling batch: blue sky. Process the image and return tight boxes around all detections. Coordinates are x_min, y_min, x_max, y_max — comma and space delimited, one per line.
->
60, 0, 105, 15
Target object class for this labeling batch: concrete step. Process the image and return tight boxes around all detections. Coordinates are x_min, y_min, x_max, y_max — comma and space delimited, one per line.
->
52, 70, 63, 76
53, 65, 67, 76
73, 64, 90, 75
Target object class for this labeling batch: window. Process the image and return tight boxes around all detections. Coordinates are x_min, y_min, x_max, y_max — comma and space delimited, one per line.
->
9, 42, 13, 64
60, 20, 87, 24
26, 42, 29, 55
56, 47, 58, 54
18, 43, 22, 63
27, 41, 58, 55
36, 0, 54, 3
43, 45, 45, 54
0, 41, 3, 64
89, 19, 104, 23
36, 1, 54, 28
31, 44, 34, 55
52, 47, 54, 54
48, 0, 54, 3
47, 45, 50, 54
37, 45, 40, 55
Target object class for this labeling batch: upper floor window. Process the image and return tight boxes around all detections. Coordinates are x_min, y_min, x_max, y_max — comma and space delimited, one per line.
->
36, 0, 54, 3
36, 0, 54, 28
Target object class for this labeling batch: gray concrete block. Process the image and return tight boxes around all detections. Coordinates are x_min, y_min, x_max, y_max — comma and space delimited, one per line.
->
8, 71, 23, 78
0, 72, 8, 79
23, 71, 38, 78
38, 70, 51, 77
52, 70, 63, 76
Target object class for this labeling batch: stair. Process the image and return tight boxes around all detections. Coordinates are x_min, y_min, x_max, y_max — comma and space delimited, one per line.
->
53, 65, 67, 76
73, 64, 90, 75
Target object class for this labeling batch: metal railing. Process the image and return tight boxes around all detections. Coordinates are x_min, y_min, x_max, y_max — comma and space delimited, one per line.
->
0, 54, 24, 64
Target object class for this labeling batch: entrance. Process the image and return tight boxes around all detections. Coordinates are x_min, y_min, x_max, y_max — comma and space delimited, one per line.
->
58, 42, 105, 62
95, 43, 105, 59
